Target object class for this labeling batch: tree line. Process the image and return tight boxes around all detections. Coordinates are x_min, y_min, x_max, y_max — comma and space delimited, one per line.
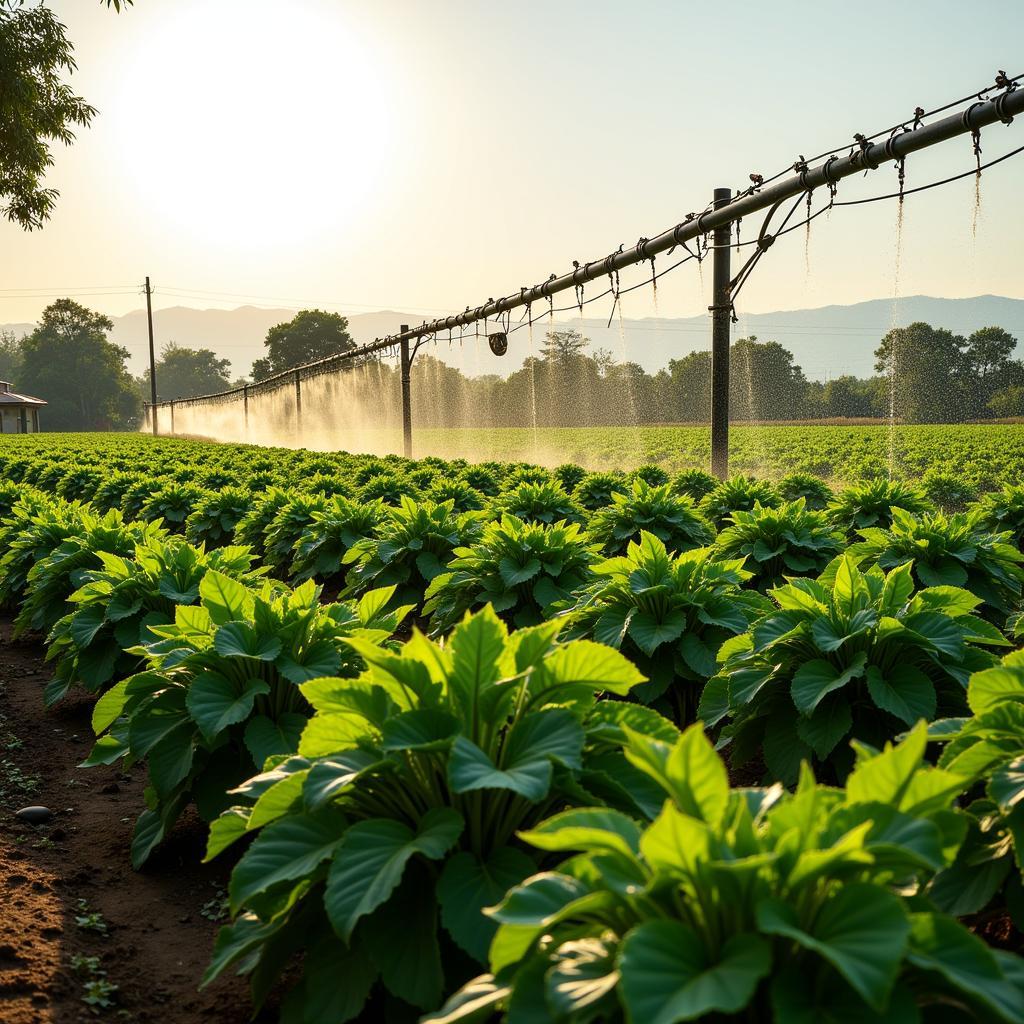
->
2, 300, 1021, 430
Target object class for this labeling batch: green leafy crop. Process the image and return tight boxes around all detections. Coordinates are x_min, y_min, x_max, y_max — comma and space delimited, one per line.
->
777, 470, 834, 510
846, 508, 1024, 617
496, 480, 583, 526
432, 724, 1024, 1024
703, 556, 1008, 783
586, 480, 715, 557
424, 515, 599, 633
203, 606, 649, 1019
827, 478, 935, 537
291, 496, 385, 584
698, 475, 781, 528
0, 492, 83, 609
713, 498, 844, 589
185, 486, 252, 549
671, 467, 720, 502
343, 497, 484, 609
573, 471, 630, 512
16, 507, 164, 639
565, 533, 767, 723
234, 487, 293, 558
976, 484, 1024, 548
261, 492, 329, 576
927, 651, 1024, 929
138, 482, 212, 534
44, 538, 266, 706
85, 573, 409, 867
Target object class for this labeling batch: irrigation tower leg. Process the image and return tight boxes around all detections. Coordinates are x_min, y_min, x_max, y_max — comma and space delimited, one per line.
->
169, 401, 175, 435
710, 187, 732, 479
243, 385, 249, 439
294, 370, 303, 442
400, 325, 412, 459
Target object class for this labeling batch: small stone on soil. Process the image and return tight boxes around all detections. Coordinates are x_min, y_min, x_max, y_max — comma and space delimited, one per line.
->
14, 806, 53, 825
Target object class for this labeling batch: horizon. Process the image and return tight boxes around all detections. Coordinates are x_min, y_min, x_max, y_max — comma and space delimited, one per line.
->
6, 291, 1024, 385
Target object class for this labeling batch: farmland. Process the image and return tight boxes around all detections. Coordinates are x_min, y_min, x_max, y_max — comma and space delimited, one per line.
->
398, 422, 1024, 485
2, 429, 1024, 1022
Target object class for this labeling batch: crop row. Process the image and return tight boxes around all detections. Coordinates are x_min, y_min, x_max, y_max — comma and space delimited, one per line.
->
1, 434, 1024, 1021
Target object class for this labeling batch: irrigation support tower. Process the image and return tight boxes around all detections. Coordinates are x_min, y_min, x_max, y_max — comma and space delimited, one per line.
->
710, 188, 732, 478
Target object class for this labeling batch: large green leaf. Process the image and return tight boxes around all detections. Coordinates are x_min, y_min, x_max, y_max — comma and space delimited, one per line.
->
446, 605, 507, 722
756, 883, 908, 1011
832, 556, 870, 620
519, 807, 642, 860
213, 620, 282, 661
361, 866, 444, 1009
278, 929, 375, 1024
381, 709, 460, 752
618, 921, 771, 1024
796, 695, 853, 759
791, 652, 867, 716
990, 757, 1024, 814
203, 806, 251, 862
127, 688, 190, 757
245, 712, 306, 766
201, 911, 288, 988
324, 807, 463, 941
448, 736, 550, 802
541, 639, 646, 696
303, 750, 385, 810
546, 937, 619, 1020
865, 664, 936, 726
229, 807, 348, 910
200, 569, 253, 625
505, 709, 585, 771
628, 608, 686, 657
186, 672, 270, 741
905, 912, 1024, 1023
146, 722, 195, 798
276, 639, 342, 684
421, 976, 511, 1024
845, 723, 927, 808
437, 847, 535, 962
488, 872, 598, 928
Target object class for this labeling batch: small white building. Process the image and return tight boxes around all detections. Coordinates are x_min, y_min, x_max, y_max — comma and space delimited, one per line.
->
0, 381, 46, 433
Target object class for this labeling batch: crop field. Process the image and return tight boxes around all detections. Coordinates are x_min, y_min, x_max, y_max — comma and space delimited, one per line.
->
182, 422, 1024, 487
2, 430, 1024, 1022
414, 422, 1024, 484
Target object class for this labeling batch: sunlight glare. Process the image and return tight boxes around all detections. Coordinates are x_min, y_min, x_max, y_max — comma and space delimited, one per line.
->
111, 1, 400, 252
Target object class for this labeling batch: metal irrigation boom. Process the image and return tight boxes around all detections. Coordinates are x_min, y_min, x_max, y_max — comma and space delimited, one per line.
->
146, 78, 1024, 475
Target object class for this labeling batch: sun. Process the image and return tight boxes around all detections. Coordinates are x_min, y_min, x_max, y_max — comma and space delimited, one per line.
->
109, 1, 401, 254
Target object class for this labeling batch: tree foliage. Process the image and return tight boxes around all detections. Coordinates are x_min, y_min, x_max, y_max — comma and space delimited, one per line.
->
142, 341, 233, 400
0, 0, 130, 229
20, 299, 141, 429
251, 309, 355, 381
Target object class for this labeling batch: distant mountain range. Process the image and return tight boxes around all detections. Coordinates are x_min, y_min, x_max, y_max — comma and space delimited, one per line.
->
4, 294, 1023, 383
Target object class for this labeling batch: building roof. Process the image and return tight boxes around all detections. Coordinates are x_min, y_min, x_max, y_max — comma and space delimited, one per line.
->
0, 382, 46, 406
0, 393, 46, 406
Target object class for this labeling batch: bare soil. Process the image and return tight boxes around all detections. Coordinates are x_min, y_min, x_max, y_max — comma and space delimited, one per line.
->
0, 615, 258, 1024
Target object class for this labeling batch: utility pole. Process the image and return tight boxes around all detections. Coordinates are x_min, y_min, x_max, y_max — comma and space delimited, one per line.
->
145, 276, 158, 435
710, 188, 731, 479
399, 325, 412, 459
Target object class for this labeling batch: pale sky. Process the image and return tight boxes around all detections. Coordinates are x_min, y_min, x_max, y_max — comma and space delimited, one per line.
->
2, 0, 1023, 329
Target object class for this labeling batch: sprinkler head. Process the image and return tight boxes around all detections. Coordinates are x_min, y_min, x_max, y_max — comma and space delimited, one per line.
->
488, 332, 508, 357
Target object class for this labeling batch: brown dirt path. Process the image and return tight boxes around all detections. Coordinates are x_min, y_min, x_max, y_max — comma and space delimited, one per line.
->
0, 616, 261, 1024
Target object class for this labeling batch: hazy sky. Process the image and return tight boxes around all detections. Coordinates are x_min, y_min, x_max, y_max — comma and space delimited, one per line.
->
3, 0, 1023, 330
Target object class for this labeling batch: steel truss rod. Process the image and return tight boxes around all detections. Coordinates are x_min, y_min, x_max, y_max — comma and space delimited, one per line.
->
152, 83, 1024, 414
